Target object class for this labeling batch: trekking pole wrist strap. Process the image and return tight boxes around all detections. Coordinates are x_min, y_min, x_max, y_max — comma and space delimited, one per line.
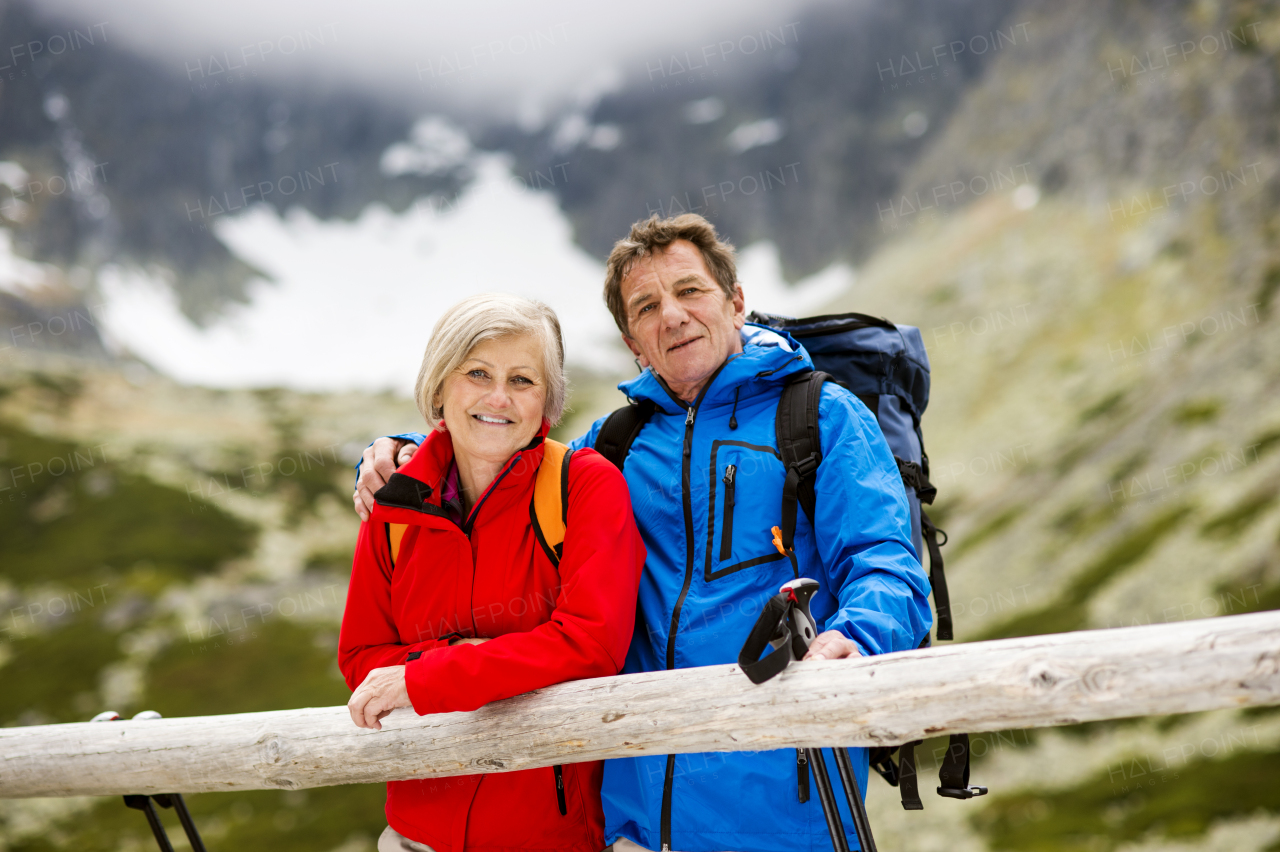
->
737, 593, 795, 684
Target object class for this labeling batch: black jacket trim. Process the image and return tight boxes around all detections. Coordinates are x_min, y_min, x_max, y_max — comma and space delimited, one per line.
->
374, 472, 447, 517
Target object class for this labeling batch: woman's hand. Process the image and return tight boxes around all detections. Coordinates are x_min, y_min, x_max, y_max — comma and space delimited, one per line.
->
348, 665, 412, 730
347, 642, 489, 729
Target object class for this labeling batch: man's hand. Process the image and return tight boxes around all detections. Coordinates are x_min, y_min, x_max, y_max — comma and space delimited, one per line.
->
353, 438, 418, 521
348, 665, 412, 730
803, 630, 862, 661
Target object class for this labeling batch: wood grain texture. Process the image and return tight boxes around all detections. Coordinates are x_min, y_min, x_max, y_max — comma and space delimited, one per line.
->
3, 611, 1278, 798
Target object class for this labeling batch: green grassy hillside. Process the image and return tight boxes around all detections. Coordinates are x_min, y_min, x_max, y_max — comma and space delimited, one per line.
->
0, 360, 420, 852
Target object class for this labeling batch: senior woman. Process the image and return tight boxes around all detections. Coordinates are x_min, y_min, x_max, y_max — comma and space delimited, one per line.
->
339, 293, 645, 852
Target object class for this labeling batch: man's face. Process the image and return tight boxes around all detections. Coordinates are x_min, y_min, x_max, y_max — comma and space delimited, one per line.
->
619, 240, 746, 403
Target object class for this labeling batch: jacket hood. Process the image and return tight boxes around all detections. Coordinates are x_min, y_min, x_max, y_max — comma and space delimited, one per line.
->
617, 323, 812, 412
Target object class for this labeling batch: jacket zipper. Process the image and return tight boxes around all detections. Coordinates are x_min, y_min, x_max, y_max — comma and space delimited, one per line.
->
660, 404, 697, 851
664, 400, 699, 674
660, 362, 727, 852
553, 764, 567, 816
719, 464, 737, 561
461, 452, 521, 536
453, 439, 543, 638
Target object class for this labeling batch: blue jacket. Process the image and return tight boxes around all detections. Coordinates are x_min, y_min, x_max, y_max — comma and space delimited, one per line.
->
570, 325, 933, 852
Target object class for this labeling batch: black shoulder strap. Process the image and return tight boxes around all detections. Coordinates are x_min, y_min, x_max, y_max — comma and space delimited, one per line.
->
937, 733, 987, 799
895, 741, 925, 810
594, 399, 656, 472
560, 443, 572, 527
898, 458, 951, 641
775, 370, 829, 552
920, 509, 952, 641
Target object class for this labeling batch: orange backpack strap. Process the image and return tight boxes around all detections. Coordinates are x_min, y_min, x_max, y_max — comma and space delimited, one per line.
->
531, 439, 573, 567
387, 523, 408, 568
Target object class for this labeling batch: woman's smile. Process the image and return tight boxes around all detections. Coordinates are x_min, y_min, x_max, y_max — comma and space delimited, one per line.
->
438, 334, 548, 501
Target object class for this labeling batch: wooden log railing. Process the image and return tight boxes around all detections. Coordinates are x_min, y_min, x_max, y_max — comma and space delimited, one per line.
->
2, 611, 1278, 799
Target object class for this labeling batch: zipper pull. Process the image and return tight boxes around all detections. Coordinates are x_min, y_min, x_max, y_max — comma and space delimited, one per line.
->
685, 406, 695, 427
553, 764, 567, 816
723, 465, 736, 505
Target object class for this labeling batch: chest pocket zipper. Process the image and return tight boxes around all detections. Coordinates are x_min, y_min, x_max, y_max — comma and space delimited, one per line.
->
719, 464, 737, 561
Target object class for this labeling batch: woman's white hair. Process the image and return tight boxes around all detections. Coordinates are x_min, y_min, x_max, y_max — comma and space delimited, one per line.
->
414, 293, 567, 430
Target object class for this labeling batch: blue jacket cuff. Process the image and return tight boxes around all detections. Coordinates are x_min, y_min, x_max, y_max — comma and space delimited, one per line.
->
352, 432, 428, 487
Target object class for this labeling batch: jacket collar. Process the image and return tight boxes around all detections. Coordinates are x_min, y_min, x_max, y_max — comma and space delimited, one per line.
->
617, 324, 812, 413
373, 421, 549, 522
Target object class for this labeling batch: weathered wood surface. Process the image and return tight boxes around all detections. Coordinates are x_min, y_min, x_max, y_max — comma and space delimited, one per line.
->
2, 611, 1278, 798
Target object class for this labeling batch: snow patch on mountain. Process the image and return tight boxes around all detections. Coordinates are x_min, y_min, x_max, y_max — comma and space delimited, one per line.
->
379, 116, 472, 177
0, 229, 58, 296
96, 155, 850, 393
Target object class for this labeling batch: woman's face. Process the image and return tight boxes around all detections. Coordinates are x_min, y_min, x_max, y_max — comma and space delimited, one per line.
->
437, 334, 548, 467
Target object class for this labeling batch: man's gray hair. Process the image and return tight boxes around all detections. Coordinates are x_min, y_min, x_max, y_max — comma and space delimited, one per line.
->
414, 293, 567, 430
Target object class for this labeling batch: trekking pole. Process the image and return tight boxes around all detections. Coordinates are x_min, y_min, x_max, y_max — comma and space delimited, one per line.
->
783, 581, 879, 852
804, 747, 850, 852
152, 792, 207, 852
90, 711, 209, 852
737, 577, 879, 852
122, 793, 176, 852
832, 744, 878, 852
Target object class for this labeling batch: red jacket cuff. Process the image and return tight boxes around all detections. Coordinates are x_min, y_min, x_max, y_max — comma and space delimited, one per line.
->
404, 639, 460, 714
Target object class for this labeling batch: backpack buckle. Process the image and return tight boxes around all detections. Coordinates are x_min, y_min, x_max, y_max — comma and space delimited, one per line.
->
789, 453, 821, 479
937, 785, 988, 799
868, 749, 900, 787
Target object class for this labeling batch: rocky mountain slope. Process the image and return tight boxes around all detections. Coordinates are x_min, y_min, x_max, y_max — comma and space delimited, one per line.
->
816, 1, 1280, 848
489, 0, 1021, 277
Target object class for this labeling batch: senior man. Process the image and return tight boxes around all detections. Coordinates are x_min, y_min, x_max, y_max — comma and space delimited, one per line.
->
354, 213, 932, 852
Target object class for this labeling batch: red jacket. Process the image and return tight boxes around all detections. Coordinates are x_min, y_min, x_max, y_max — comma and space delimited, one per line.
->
339, 424, 644, 852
